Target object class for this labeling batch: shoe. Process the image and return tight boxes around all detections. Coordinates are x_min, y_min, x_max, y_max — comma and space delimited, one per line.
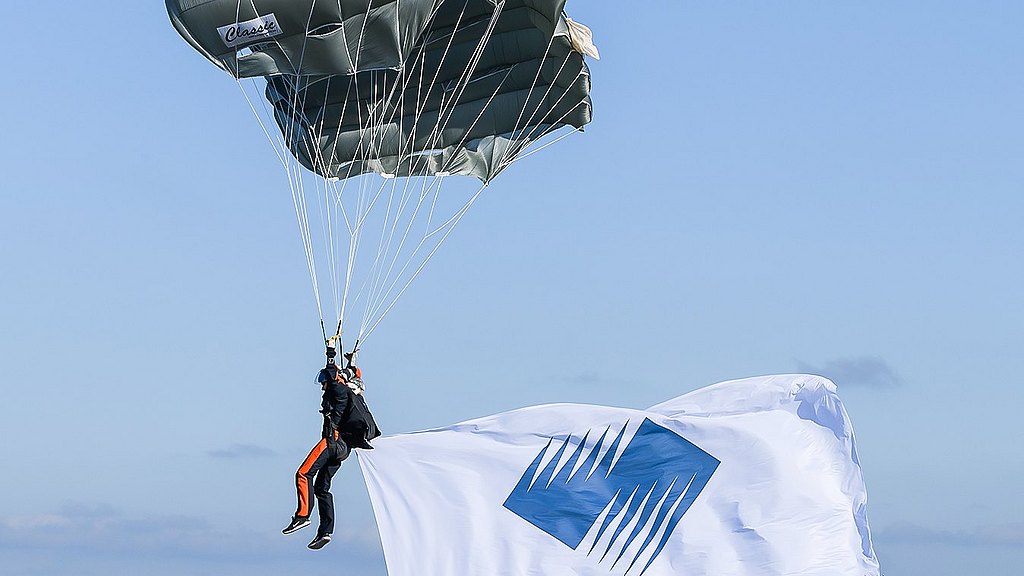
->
308, 533, 332, 550
282, 516, 311, 535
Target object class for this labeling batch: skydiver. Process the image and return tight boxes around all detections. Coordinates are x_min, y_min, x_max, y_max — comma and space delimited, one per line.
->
282, 346, 376, 550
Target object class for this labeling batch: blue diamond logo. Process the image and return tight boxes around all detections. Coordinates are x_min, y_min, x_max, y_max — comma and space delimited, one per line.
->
503, 418, 719, 574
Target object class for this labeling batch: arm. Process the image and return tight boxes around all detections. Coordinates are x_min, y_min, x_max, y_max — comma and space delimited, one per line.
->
322, 381, 350, 437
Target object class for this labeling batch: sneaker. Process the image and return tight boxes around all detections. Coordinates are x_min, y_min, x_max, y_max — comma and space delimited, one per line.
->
308, 533, 332, 550
282, 516, 311, 535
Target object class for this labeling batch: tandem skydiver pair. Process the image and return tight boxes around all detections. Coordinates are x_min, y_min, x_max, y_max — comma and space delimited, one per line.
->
282, 344, 380, 550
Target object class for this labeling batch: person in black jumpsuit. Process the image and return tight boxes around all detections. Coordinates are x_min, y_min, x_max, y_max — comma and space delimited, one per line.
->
282, 353, 361, 550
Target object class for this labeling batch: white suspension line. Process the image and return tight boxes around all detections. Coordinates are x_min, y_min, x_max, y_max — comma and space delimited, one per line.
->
303, 79, 353, 323
501, 51, 579, 152
360, 170, 437, 331
355, 2, 508, 336
390, 3, 481, 160
491, 20, 561, 158
235, 82, 290, 168
359, 176, 453, 330
234, 72, 327, 322
358, 172, 442, 330
338, 7, 477, 334
325, 77, 362, 237
341, 0, 456, 341
506, 124, 583, 165
357, 172, 447, 336
496, 68, 588, 173
358, 178, 406, 333
433, 65, 519, 177
341, 171, 397, 325
359, 180, 487, 342
422, 3, 505, 154
290, 159, 325, 322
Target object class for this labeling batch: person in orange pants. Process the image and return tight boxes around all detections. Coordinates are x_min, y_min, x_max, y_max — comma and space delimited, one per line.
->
282, 349, 360, 550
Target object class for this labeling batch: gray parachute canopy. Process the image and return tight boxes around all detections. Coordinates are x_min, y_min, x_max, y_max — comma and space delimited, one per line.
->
168, 0, 592, 182
267, 0, 592, 182
168, 0, 596, 342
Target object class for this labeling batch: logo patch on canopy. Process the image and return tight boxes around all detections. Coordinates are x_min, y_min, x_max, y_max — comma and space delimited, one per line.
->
218, 14, 283, 49
503, 418, 719, 575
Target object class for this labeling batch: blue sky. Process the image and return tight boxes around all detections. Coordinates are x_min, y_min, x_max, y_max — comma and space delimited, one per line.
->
2, 1, 1022, 574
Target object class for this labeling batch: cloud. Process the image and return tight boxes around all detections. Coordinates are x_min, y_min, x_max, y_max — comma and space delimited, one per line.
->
207, 443, 277, 459
0, 503, 387, 576
1, 504, 214, 555
0, 503, 382, 561
878, 521, 1024, 547
795, 355, 902, 389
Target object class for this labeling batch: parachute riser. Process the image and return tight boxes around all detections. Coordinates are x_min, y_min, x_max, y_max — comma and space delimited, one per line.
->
323, 323, 358, 368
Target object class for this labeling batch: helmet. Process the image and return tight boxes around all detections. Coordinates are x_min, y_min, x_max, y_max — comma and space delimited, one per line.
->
315, 366, 335, 385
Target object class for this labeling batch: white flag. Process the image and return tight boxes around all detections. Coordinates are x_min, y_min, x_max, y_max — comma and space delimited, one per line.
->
357, 374, 880, 576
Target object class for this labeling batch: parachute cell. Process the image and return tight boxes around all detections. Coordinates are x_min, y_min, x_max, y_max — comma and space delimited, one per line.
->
166, 0, 441, 77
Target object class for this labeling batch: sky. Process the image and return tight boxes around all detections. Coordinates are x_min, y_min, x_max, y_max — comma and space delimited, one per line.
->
1, 1, 1022, 575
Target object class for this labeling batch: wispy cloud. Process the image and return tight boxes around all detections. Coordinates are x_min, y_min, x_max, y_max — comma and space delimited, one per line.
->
207, 443, 277, 459
878, 521, 1024, 547
0, 504, 387, 576
796, 356, 902, 389
0, 503, 381, 561
2, 503, 219, 557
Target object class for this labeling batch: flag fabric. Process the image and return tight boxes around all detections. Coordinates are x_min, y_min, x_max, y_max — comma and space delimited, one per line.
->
356, 374, 880, 576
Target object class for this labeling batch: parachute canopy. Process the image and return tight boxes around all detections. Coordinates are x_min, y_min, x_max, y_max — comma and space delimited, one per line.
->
167, 0, 596, 344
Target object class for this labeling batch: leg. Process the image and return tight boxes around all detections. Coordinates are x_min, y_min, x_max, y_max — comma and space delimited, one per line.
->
313, 460, 342, 536
295, 438, 329, 519
313, 439, 350, 536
